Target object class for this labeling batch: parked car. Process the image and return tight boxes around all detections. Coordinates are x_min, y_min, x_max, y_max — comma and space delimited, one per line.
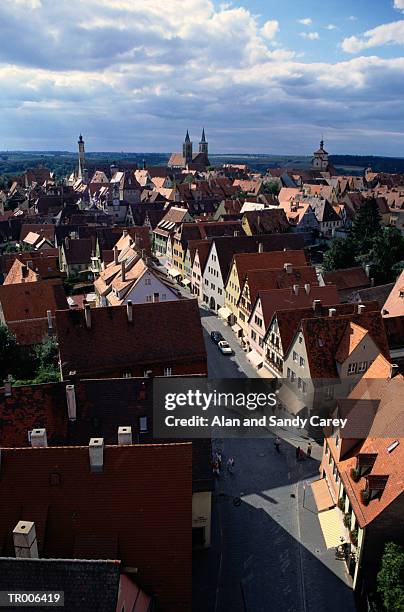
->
210, 331, 224, 344
218, 340, 233, 355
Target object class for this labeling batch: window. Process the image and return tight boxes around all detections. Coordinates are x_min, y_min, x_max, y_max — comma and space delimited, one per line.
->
358, 361, 367, 372
139, 416, 148, 432
144, 369, 152, 377
298, 335, 303, 344
348, 362, 357, 375
298, 377, 302, 389
293, 351, 298, 362
287, 367, 291, 380
161, 293, 166, 300
164, 366, 172, 376
325, 386, 334, 400
299, 356, 305, 367
290, 370, 296, 382
123, 372, 132, 378
145, 277, 151, 285
146, 295, 152, 302
302, 380, 307, 393
251, 330, 257, 341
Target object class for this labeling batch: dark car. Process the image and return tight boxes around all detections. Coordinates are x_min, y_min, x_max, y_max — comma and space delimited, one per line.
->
210, 331, 224, 344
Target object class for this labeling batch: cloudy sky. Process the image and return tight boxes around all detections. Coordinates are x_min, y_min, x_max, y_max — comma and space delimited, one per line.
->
1, 0, 404, 154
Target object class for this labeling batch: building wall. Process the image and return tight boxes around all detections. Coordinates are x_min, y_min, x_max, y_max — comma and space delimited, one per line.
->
191, 252, 203, 299
247, 299, 266, 359
339, 334, 380, 379
112, 271, 179, 305
201, 243, 225, 310
224, 260, 241, 321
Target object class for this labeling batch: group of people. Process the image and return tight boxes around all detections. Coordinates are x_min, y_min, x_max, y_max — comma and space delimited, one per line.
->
273, 437, 313, 460
212, 451, 235, 476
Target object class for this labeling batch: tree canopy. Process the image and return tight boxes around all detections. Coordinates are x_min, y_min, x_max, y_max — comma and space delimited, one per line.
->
377, 542, 404, 612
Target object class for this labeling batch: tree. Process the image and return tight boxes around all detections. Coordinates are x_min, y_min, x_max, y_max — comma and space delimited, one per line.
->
350, 197, 382, 253
0, 325, 20, 381
262, 181, 280, 196
369, 228, 404, 284
377, 542, 404, 612
322, 237, 357, 271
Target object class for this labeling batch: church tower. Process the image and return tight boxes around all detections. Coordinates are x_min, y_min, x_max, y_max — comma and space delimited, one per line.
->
182, 130, 193, 164
199, 128, 208, 156
78, 134, 86, 179
312, 139, 329, 171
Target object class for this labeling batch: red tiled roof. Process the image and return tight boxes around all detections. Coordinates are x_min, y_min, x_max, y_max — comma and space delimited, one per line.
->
322, 267, 369, 291
242, 266, 318, 306
56, 300, 206, 378
20, 224, 55, 243
232, 250, 308, 285
382, 270, 404, 319
0, 443, 192, 610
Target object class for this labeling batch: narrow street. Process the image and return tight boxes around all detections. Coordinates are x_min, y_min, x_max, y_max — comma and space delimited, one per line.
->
193, 307, 356, 612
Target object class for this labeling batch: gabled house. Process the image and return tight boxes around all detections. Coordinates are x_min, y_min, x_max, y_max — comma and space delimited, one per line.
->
152, 206, 193, 256
381, 269, 404, 370
59, 237, 93, 279
56, 299, 207, 379
317, 355, 404, 600
224, 249, 308, 324
241, 209, 290, 235
246, 285, 339, 370
320, 267, 370, 302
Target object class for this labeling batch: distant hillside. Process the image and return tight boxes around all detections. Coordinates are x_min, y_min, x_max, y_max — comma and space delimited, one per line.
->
0, 150, 403, 179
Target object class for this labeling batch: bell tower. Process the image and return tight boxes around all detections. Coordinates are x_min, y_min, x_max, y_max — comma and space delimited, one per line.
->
78, 134, 85, 179
199, 128, 208, 156
182, 130, 193, 164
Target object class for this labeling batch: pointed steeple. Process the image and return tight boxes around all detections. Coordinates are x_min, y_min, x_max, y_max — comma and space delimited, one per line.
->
185, 129, 191, 142
183, 130, 193, 163
201, 128, 206, 143
199, 127, 208, 157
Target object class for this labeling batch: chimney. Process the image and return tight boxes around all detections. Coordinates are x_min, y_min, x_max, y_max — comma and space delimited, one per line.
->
284, 263, 293, 274
30, 428, 47, 448
47, 309, 53, 334
304, 283, 311, 295
390, 364, 399, 378
4, 380, 12, 397
64, 236, 69, 250
293, 284, 299, 295
21, 264, 28, 278
370, 277, 375, 287
357, 304, 366, 314
66, 384, 77, 421
127, 300, 133, 322
233, 229, 239, 237
13, 521, 39, 559
312, 299, 322, 314
113, 246, 119, 265
26, 260, 34, 270
258, 242, 264, 254
122, 229, 128, 238
84, 304, 91, 329
365, 264, 371, 278
118, 426, 132, 445
121, 261, 126, 282
329, 308, 337, 317
89, 438, 104, 473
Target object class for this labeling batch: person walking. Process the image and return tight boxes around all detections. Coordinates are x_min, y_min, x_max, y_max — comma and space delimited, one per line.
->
216, 451, 222, 472
307, 443, 312, 458
296, 445, 301, 461
227, 457, 235, 473
274, 437, 280, 453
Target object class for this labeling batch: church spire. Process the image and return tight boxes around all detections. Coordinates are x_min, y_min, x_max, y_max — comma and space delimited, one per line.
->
77, 133, 85, 180
183, 130, 193, 163
199, 128, 208, 156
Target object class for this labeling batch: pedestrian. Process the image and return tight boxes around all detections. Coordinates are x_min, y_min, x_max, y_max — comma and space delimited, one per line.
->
296, 445, 301, 461
216, 451, 222, 472
212, 460, 219, 476
227, 457, 235, 473
274, 437, 280, 453
307, 443, 312, 458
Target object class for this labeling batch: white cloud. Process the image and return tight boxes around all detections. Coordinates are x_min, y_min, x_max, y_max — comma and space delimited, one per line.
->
324, 24, 337, 31
394, 0, 404, 11
300, 31, 320, 40
342, 20, 404, 53
261, 20, 279, 40
298, 18, 312, 26
348, 15, 357, 21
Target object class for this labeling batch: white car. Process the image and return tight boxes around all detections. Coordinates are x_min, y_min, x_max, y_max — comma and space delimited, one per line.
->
218, 340, 233, 355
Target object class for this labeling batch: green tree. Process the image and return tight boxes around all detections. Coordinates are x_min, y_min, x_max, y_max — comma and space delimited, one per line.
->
377, 542, 404, 612
369, 228, 404, 284
33, 336, 60, 383
262, 180, 280, 195
350, 197, 382, 253
322, 237, 357, 271
0, 325, 20, 381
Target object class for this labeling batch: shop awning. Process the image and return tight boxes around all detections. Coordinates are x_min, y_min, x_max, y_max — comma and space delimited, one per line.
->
311, 479, 335, 512
232, 323, 243, 336
181, 278, 191, 286
318, 508, 348, 549
218, 306, 232, 320
247, 350, 263, 368
167, 268, 181, 278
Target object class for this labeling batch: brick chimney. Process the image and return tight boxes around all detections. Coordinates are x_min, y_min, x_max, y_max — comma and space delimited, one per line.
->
304, 283, 311, 295
312, 299, 321, 314
64, 237, 69, 250
390, 364, 399, 378
122, 229, 128, 238
118, 426, 132, 445
66, 384, 77, 421
258, 242, 264, 253
47, 309, 53, 334
30, 428, 47, 448
357, 304, 366, 314
13, 521, 39, 559
284, 263, 293, 274
84, 304, 91, 329
113, 246, 119, 265
127, 300, 133, 323
89, 438, 104, 473
293, 284, 299, 295
328, 308, 337, 317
